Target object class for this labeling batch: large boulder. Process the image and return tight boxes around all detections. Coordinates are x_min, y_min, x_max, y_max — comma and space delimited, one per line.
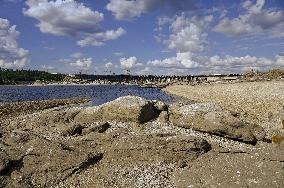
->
104, 135, 211, 165
169, 103, 265, 143
74, 96, 161, 124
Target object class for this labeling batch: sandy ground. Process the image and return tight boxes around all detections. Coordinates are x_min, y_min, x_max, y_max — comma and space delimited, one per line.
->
164, 81, 284, 136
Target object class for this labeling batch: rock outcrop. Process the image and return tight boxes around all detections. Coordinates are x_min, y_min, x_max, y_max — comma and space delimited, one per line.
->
0, 131, 103, 187
1, 96, 282, 187
104, 135, 211, 165
0, 98, 89, 120
74, 96, 161, 124
174, 147, 284, 188
169, 102, 265, 143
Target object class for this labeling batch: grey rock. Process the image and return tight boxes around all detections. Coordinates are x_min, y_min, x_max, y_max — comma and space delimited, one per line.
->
157, 111, 169, 123
82, 122, 111, 134
104, 135, 211, 165
169, 102, 265, 143
61, 124, 84, 136
75, 96, 160, 124
1, 136, 103, 187
153, 100, 168, 111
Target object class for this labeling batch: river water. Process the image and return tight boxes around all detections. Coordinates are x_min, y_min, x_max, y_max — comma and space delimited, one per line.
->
0, 85, 177, 105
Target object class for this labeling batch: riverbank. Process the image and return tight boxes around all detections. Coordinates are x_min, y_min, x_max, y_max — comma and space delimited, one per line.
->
0, 93, 283, 187
164, 81, 284, 138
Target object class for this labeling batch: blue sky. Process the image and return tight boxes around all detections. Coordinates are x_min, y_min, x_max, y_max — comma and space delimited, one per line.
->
0, 0, 284, 75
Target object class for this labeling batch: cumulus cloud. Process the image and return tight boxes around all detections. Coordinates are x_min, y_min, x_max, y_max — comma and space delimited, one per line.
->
145, 14, 212, 72
69, 58, 92, 70
136, 1, 284, 75
23, 0, 125, 46
77, 27, 126, 47
106, 0, 197, 20
106, 0, 153, 21
113, 52, 124, 56
120, 56, 142, 69
70, 52, 83, 59
59, 54, 92, 71
276, 54, 284, 66
147, 52, 199, 69
23, 0, 103, 36
105, 62, 113, 69
165, 14, 212, 53
209, 55, 273, 68
196, 55, 278, 74
141, 12, 281, 75
0, 18, 29, 69
142, 54, 278, 75
213, 0, 284, 37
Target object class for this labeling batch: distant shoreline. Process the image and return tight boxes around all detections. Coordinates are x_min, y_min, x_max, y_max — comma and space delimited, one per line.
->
0, 83, 140, 87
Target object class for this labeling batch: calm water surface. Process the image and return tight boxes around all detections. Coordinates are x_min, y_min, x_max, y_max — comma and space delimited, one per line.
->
0, 85, 177, 105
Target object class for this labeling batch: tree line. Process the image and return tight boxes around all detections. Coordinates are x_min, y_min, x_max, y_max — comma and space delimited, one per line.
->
0, 68, 65, 84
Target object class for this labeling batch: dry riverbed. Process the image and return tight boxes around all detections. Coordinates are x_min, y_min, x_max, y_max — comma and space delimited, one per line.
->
0, 89, 283, 187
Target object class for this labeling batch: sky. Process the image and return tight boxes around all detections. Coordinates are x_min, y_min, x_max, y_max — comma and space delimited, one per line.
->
0, 0, 284, 75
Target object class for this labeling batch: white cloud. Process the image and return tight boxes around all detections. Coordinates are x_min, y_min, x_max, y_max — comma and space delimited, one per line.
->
77, 27, 126, 47
213, 0, 284, 38
105, 62, 113, 69
165, 15, 212, 53
147, 57, 181, 68
155, 16, 173, 31
69, 58, 92, 70
200, 55, 278, 74
0, 18, 29, 69
158, 16, 173, 26
70, 52, 83, 58
23, 0, 103, 36
42, 65, 55, 71
59, 53, 92, 71
209, 55, 273, 67
113, 52, 124, 56
144, 54, 278, 75
145, 14, 212, 72
106, 0, 197, 21
213, 16, 256, 36
147, 52, 199, 69
24, 0, 125, 46
106, 0, 152, 21
144, 11, 283, 75
276, 55, 284, 66
120, 56, 142, 69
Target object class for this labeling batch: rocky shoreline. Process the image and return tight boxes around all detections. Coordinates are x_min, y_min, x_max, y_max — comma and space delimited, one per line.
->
0, 85, 283, 187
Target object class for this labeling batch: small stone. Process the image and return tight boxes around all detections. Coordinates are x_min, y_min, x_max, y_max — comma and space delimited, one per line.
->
82, 122, 111, 134
153, 101, 168, 111
157, 111, 169, 123
61, 124, 84, 136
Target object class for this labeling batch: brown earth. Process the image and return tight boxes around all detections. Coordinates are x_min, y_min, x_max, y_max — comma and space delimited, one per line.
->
0, 95, 283, 187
